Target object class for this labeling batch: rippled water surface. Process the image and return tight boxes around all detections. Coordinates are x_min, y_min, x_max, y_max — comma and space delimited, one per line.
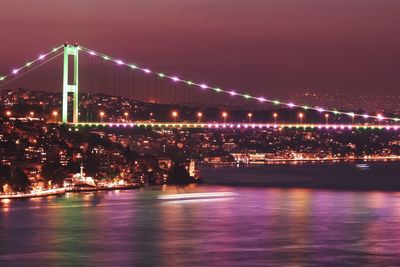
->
2, 163, 400, 266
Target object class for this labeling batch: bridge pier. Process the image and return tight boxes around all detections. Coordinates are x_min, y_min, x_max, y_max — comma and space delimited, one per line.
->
62, 43, 79, 124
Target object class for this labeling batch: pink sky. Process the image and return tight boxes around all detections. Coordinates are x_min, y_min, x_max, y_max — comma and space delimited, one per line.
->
1, 0, 400, 97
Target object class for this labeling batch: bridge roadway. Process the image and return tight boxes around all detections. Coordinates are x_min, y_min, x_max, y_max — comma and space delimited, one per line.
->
72, 122, 400, 131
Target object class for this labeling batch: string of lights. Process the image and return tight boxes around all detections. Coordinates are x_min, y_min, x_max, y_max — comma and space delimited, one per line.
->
78, 46, 398, 123
0, 45, 63, 83
0, 52, 63, 89
74, 122, 400, 131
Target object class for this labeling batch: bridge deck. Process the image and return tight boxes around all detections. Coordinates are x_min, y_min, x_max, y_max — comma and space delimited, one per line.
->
71, 122, 400, 130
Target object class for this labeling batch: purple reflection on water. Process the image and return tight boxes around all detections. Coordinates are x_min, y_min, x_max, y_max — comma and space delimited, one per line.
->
2, 164, 400, 266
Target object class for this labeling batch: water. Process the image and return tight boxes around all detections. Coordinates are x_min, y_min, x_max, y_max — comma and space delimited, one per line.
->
2, 162, 400, 266
203, 161, 400, 190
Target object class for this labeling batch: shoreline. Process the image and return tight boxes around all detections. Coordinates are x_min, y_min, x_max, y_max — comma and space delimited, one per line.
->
201, 157, 400, 166
0, 184, 141, 200
2, 158, 400, 200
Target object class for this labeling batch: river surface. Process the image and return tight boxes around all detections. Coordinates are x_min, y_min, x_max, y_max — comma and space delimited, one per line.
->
1, 162, 400, 266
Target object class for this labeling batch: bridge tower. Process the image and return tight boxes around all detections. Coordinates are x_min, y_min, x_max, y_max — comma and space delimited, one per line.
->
62, 43, 79, 124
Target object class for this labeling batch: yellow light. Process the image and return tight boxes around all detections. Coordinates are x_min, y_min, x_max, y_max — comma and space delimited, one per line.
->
197, 112, 203, 117
100, 111, 105, 117
273, 112, 278, 118
5, 111, 11, 117
222, 112, 228, 118
52, 111, 58, 116
248, 113, 253, 117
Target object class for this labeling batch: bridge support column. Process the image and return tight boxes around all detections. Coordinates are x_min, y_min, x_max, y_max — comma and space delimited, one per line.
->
62, 44, 79, 124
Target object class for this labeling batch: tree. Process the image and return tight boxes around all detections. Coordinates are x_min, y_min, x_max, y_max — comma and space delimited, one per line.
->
41, 162, 66, 186
0, 165, 11, 193
123, 148, 139, 162
11, 168, 30, 192
167, 162, 193, 185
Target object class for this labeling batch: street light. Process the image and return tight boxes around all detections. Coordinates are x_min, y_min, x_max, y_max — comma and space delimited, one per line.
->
124, 112, 129, 122
29, 111, 34, 118
197, 112, 203, 122
222, 112, 228, 123
5, 111, 11, 117
298, 112, 304, 124
273, 112, 278, 124
247, 112, 253, 123
324, 113, 329, 125
52, 111, 58, 122
172, 111, 178, 122
99, 111, 105, 122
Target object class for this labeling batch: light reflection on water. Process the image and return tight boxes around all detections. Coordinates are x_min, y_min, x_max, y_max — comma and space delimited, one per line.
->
1, 183, 400, 265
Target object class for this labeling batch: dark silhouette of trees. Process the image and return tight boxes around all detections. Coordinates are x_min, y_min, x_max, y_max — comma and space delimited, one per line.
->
41, 162, 66, 186
167, 162, 193, 185
12, 168, 30, 192
0, 165, 11, 192
0, 166, 30, 192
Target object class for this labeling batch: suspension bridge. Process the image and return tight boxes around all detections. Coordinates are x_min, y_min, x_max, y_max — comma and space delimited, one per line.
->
0, 43, 399, 131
